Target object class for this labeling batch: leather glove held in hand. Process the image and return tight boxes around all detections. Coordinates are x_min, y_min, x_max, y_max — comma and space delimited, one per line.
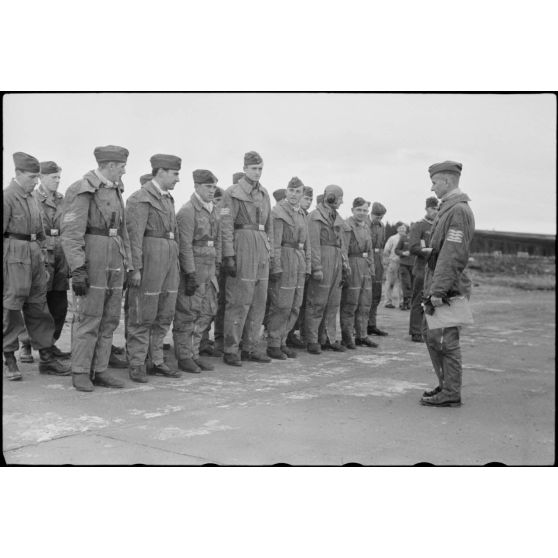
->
224, 256, 236, 278
312, 270, 324, 282
72, 265, 89, 296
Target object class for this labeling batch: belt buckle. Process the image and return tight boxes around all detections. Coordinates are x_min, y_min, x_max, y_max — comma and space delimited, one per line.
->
30, 233, 37, 241
207, 240, 214, 247
109, 228, 118, 237
51, 229, 59, 236
168, 232, 175, 240
363, 252, 368, 257
258, 224, 265, 231
374, 248, 380, 253
298, 243, 304, 250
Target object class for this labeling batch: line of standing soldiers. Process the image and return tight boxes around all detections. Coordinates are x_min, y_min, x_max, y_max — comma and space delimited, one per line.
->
3, 148, 392, 392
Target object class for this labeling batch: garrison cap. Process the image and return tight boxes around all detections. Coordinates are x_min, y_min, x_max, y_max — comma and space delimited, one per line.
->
425, 196, 439, 209
233, 172, 244, 184
140, 173, 153, 186
13, 152, 40, 173
193, 169, 218, 184
214, 186, 224, 198
287, 176, 304, 189
40, 161, 61, 174
352, 196, 369, 208
150, 154, 182, 171
244, 151, 263, 166
273, 188, 287, 202
428, 160, 462, 178
371, 202, 387, 216
94, 145, 129, 164
303, 186, 313, 198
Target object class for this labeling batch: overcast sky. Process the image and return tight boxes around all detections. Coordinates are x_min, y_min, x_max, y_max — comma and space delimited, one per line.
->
3, 93, 556, 234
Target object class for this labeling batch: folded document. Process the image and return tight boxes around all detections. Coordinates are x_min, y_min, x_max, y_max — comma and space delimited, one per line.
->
425, 296, 474, 329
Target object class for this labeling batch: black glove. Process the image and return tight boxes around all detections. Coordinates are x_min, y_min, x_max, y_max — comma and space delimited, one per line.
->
72, 265, 89, 296
270, 271, 282, 283
223, 256, 236, 278
184, 272, 199, 296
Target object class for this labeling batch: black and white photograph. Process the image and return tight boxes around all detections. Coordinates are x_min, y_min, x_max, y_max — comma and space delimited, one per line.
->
2, 92, 555, 466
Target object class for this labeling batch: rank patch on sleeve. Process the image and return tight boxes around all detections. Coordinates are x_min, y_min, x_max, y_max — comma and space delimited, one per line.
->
219, 207, 231, 216
446, 228, 463, 243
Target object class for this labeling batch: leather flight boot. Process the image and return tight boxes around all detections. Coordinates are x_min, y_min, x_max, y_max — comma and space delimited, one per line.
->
19, 342, 34, 363
108, 349, 128, 369
267, 347, 287, 360
148, 362, 181, 378
50, 344, 71, 358
129, 365, 148, 383
355, 337, 378, 348
241, 350, 272, 363
307, 343, 322, 355
72, 373, 94, 392
420, 391, 461, 407
93, 371, 125, 388
286, 333, 306, 349
280, 345, 297, 358
223, 353, 242, 367
341, 335, 357, 349
194, 357, 214, 371
322, 341, 346, 352
411, 334, 424, 343
422, 385, 442, 397
367, 326, 388, 336
177, 358, 202, 373
38, 348, 71, 376
4, 352, 22, 381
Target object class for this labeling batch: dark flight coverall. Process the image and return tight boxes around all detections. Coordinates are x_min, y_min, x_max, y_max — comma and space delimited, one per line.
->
267, 199, 311, 349
367, 219, 386, 328
220, 177, 273, 355
340, 217, 375, 344
126, 181, 180, 367
395, 234, 414, 308
423, 192, 475, 400
3, 180, 56, 352
408, 217, 434, 336
61, 170, 132, 376
173, 194, 221, 361
305, 203, 346, 345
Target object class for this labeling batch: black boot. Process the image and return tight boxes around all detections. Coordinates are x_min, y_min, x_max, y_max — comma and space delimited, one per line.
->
4, 352, 22, 381
50, 344, 71, 358
72, 373, 94, 392
39, 348, 71, 376
19, 342, 34, 363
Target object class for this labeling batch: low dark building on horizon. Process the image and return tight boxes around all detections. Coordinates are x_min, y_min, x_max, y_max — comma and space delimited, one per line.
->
470, 230, 555, 257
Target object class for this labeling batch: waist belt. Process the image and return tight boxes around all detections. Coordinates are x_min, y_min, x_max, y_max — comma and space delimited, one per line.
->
348, 251, 369, 258
282, 241, 304, 250
193, 239, 215, 247
4, 232, 45, 242
234, 224, 265, 231
321, 240, 341, 248
44, 228, 60, 237
85, 226, 122, 237
144, 230, 176, 240
374, 248, 381, 253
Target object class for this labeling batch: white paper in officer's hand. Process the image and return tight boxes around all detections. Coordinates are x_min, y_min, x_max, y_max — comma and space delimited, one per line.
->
425, 296, 474, 329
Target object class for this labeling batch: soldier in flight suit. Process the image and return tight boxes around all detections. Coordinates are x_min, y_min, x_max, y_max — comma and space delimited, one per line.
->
220, 152, 273, 367
266, 177, 310, 359
173, 170, 221, 374
367, 202, 388, 336
3, 152, 71, 380
420, 161, 475, 408
125, 155, 182, 383
61, 145, 133, 392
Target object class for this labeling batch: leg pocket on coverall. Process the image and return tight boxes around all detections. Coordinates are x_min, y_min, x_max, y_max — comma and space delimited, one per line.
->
4, 257, 32, 302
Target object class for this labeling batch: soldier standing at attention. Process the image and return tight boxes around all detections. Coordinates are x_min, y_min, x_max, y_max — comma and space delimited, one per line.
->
3, 152, 71, 380
408, 196, 439, 342
19, 161, 71, 363
220, 152, 273, 367
395, 223, 414, 311
305, 184, 348, 354
61, 145, 133, 392
173, 170, 221, 374
340, 197, 378, 349
367, 202, 388, 337
420, 161, 475, 408
266, 177, 310, 359
286, 185, 313, 349
125, 155, 182, 383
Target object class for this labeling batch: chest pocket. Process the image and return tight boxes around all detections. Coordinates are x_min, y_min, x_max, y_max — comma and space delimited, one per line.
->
195, 212, 214, 240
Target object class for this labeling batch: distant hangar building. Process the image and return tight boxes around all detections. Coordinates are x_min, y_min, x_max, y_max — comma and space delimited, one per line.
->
470, 230, 556, 257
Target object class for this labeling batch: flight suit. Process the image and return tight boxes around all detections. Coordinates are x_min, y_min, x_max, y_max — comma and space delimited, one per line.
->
305, 203, 346, 345
340, 217, 375, 344
408, 217, 434, 336
3, 180, 55, 352
395, 234, 414, 309
423, 192, 475, 400
267, 200, 310, 349
60, 170, 132, 376
220, 177, 273, 355
126, 181, 179, 368
173, 194, 221, 361
367, 219, 385, 328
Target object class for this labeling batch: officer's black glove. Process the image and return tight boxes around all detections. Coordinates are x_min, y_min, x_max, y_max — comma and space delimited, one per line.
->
72, 265, 89, 296
184, 272, 199, 296
224, 256, 236, 278
270, 271, 282, 283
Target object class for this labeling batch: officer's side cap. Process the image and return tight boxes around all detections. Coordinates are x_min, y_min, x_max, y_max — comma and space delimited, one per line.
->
428, 160, 463, 178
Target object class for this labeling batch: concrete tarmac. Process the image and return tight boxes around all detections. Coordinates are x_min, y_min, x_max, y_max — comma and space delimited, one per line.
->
2, 284, 555, 465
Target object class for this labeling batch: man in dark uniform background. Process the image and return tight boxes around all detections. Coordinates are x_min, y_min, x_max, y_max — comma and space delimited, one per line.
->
367, 202, 388, 336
